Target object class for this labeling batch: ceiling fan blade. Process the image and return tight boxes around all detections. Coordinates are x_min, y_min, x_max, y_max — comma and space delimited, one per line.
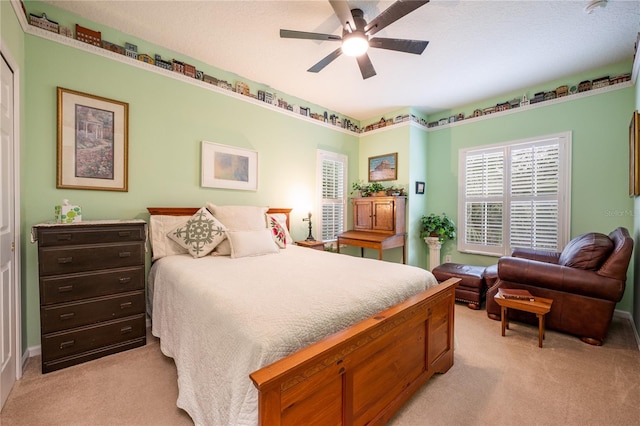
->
308, 48, 343, 73
365, 0, 430, 36
356, 53, 376, 80
369, 37, 429, 55
280, 29, 342, 41
329, 0, 356, 31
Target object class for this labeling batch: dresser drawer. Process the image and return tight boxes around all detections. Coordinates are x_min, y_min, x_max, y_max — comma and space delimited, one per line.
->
40, 266, 144, 305
42, 314, 146, 361
37, 225, 145, 247
41, 291, 145, 333
39, 242, 144, 275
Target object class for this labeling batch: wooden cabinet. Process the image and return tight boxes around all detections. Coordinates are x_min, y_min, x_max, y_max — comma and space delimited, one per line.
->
352, 196, 405, 234
338, 196, 407, 263
34, 220, 147, 373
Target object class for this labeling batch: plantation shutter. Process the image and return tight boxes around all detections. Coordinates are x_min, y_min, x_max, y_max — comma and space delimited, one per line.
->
458, 133, 570, 256
318, 151, 347, 242
464, 151, 504, 250
510, 142, 560, 251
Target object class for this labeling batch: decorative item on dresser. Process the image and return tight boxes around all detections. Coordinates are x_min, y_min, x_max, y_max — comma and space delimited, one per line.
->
32, 220, 147, 373
337, 196, 406, 263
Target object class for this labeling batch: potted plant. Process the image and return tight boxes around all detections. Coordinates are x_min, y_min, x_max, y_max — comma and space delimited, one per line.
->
368, 182, 387, 196
420, 213, 456, 243
351, 181, 388, 197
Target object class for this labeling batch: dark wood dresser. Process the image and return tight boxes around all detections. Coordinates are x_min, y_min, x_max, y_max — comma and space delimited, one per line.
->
33, 220, 147, 373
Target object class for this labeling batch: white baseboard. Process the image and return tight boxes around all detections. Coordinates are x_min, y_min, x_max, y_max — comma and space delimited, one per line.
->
614, 309, 640, 351
21, 345, 41, 370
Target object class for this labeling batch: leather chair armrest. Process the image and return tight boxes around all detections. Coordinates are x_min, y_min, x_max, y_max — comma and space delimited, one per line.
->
498, 257, 624, 301
511, 248, 560, 264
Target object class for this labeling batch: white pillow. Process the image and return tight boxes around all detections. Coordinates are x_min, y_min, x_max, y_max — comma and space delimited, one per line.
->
267, 215, 287, 248
149, 215, 190, 260
206, 203, 268, 231
212, 238, 231, 256
227, 230, 279, 258
269, 213, 293, 244
167, 207, 227, 258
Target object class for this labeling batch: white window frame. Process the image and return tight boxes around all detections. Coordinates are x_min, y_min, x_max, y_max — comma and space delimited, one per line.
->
316, 150, 348, 243
458, 132, 571, 256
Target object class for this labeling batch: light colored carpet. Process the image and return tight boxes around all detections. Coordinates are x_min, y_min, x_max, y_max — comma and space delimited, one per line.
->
1, 306, 639, 426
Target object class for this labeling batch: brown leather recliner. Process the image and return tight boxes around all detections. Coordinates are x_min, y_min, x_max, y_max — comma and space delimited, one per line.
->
486, 227, 633, 345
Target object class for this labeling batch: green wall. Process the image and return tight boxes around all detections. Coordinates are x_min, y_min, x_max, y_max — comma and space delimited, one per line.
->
425, 83, 636, 312
6, 0, 639, 350
20, 33, 359, 349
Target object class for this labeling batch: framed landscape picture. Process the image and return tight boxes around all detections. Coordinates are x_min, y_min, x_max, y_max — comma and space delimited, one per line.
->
201, 141, 258, 190
57, 87, 129, 191
368, 152, 397, 182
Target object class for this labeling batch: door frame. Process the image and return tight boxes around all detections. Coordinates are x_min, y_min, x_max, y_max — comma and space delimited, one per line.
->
1, 38, 23, 382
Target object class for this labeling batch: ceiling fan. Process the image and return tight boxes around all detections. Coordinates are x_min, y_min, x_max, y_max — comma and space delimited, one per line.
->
280, 0, 430, 80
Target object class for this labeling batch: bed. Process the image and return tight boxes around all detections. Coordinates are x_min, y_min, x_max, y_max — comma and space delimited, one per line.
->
147, 206, 459, 425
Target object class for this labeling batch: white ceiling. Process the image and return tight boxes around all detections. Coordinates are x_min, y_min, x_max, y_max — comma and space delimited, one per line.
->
43, 0, 640, 121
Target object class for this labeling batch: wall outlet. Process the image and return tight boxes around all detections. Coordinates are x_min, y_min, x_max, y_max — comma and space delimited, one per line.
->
444, 255, 452, 263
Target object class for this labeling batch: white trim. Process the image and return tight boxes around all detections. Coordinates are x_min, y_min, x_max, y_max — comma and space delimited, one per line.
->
613, 310, 640, 351
11, 0, 633, 138
429, 82, 633, 130
19, 18, 357, 136
10, 0, 29, 31
0, 37, 23, 382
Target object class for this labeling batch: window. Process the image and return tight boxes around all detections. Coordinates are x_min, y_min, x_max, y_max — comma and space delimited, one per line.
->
458, 132, 571, 256
316, 150, 348, 242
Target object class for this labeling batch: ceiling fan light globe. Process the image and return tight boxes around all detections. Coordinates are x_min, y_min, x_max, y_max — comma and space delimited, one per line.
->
342, 34, 369, 57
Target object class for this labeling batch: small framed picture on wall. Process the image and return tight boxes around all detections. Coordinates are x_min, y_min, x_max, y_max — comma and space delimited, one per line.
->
415, 181, 425, 194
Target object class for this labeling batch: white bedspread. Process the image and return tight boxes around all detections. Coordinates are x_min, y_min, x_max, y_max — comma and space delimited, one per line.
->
150, 246, 437, 425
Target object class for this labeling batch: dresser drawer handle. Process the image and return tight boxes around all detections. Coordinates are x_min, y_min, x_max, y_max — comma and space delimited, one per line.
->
120, 326, 133, 334
119, 252, 131, 258
118, 277, 132, 284
59, 312, 75, 320
57, 257, 73, 264
60, 340, 75, 349
120, 302, 132, 309
57, 285, 73, 293
118, 231, 131, 237
56, 233, 72, 241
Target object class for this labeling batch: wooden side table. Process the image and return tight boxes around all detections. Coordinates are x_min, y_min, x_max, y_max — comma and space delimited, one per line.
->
494, 293, 553, 348
295, 240, 325, 251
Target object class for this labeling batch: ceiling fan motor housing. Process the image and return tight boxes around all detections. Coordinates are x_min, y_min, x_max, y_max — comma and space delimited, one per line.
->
345, 8, 368, 35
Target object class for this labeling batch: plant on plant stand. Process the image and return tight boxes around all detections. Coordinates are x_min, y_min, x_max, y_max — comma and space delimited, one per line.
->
420, 213, 456, 269
419, 213, 456, 242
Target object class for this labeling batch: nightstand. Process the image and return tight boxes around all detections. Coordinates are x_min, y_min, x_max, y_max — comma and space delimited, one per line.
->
295, 240, 325, 251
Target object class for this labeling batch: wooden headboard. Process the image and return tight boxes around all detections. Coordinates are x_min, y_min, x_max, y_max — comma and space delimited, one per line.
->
147, 207, 293, 231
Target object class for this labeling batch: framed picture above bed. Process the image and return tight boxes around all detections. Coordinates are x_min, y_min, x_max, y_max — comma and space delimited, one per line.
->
56, 87, 129, 191
201, 141, 258, 190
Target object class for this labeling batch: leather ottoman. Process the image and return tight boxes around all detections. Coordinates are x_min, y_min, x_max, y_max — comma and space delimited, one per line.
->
432, 263, 488, 310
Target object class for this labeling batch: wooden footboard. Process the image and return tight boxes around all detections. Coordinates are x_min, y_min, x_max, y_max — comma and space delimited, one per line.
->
250, 277, 460, 425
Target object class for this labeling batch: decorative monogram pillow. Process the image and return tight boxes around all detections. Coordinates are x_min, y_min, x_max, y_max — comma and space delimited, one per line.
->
167, 207, 227, 258
268, 215, 287, 248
